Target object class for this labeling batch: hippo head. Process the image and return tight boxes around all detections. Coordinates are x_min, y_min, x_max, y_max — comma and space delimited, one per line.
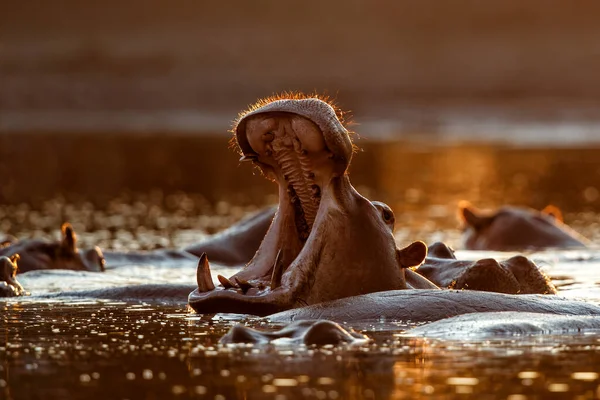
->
189, 95, 427, 316
0, 255, 25, 296
3, 223, 106, 273
52, 223, 106, 272
459, 202, 589, 250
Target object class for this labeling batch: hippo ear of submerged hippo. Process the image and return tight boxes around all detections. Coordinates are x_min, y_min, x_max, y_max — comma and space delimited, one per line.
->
234, 97, 354, 174
458, 201, 495, 231
541, 204, 564, 223
60, 223, 78, 255
397, 241, 428, 269
9, 253, 20, 269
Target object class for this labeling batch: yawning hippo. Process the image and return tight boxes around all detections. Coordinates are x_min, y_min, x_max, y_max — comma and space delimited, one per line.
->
460, 202, 589, 250
187, 95, 574, 317
189, 96, 437, 316
0, 223, 106, 273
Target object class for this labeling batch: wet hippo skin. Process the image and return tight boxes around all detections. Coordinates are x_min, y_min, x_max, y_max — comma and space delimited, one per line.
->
220, 320, 369, 346
226, 311, 600, 344
460, 202, 589, 251
266, 290, 600, 324
404, 311, 600, 338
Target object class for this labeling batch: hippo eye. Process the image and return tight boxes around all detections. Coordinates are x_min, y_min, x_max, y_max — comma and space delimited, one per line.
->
382, 210, 393, 222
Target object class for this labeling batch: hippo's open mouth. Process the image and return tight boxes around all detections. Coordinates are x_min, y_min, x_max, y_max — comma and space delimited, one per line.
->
188, 96, 408, 316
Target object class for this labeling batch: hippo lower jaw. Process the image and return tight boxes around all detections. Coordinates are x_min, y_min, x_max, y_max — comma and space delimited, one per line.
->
189, 99, 407, 316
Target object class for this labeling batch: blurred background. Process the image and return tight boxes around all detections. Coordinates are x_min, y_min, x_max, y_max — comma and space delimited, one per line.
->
2, 1, 600, 246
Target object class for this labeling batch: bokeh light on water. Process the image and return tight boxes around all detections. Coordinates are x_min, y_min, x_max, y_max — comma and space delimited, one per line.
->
1, 135, 600, 398
3, 302, 600, 399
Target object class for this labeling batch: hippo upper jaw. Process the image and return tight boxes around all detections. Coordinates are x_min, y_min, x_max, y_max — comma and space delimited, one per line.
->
188, 98, 407, 316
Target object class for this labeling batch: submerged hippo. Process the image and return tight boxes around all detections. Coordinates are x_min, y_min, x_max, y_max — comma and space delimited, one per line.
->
418, 242, 556, 294
460, 202, 589, 251
0, 223, 105, 273
0, 255, 26, 296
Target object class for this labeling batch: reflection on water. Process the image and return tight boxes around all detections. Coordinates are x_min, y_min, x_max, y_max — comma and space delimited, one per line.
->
2, 303, 600, 399
2, 136, 600, 399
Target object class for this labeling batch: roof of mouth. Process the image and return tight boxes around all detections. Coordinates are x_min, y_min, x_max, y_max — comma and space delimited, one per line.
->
231, 92, 358, 164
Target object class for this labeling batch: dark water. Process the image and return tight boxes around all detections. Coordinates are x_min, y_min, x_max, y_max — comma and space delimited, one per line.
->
0, 302, 600, 400
3, 302, 600, 400
2, 135, 600, 399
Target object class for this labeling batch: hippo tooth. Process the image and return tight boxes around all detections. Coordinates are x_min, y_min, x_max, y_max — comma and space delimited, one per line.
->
196, 253, 215, 292
234, 277, 254, 294
217, 274, 236, 289
239, 153, 259, 162
270, 249, 284, 289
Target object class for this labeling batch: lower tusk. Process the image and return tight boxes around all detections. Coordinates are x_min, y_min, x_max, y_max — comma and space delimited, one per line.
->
196, 253, 215, 292
234, 277, 254, 294
218, 274, 236, 289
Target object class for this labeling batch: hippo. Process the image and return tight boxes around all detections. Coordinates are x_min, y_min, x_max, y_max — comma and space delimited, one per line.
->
220, 320, 369, 346
0, 255, 26, 296
222, 309, 600, 345
417, 242, 557, 294
0, 223, 105, 273
188, 95, 443, 316
186, 94, 585, 318
460, 202, 589, 251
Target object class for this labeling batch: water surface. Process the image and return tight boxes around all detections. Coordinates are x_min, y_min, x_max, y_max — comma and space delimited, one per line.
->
2, 137, 600, 399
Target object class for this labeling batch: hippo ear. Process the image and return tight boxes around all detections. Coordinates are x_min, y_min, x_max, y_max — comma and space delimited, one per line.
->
397, 241, 428, 269
541, 205, 563, 223
458, 202, 493, 230
61, 223, 77, 253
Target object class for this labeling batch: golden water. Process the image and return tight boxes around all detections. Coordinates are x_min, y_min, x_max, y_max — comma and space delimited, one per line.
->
2, 136, 600, 399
